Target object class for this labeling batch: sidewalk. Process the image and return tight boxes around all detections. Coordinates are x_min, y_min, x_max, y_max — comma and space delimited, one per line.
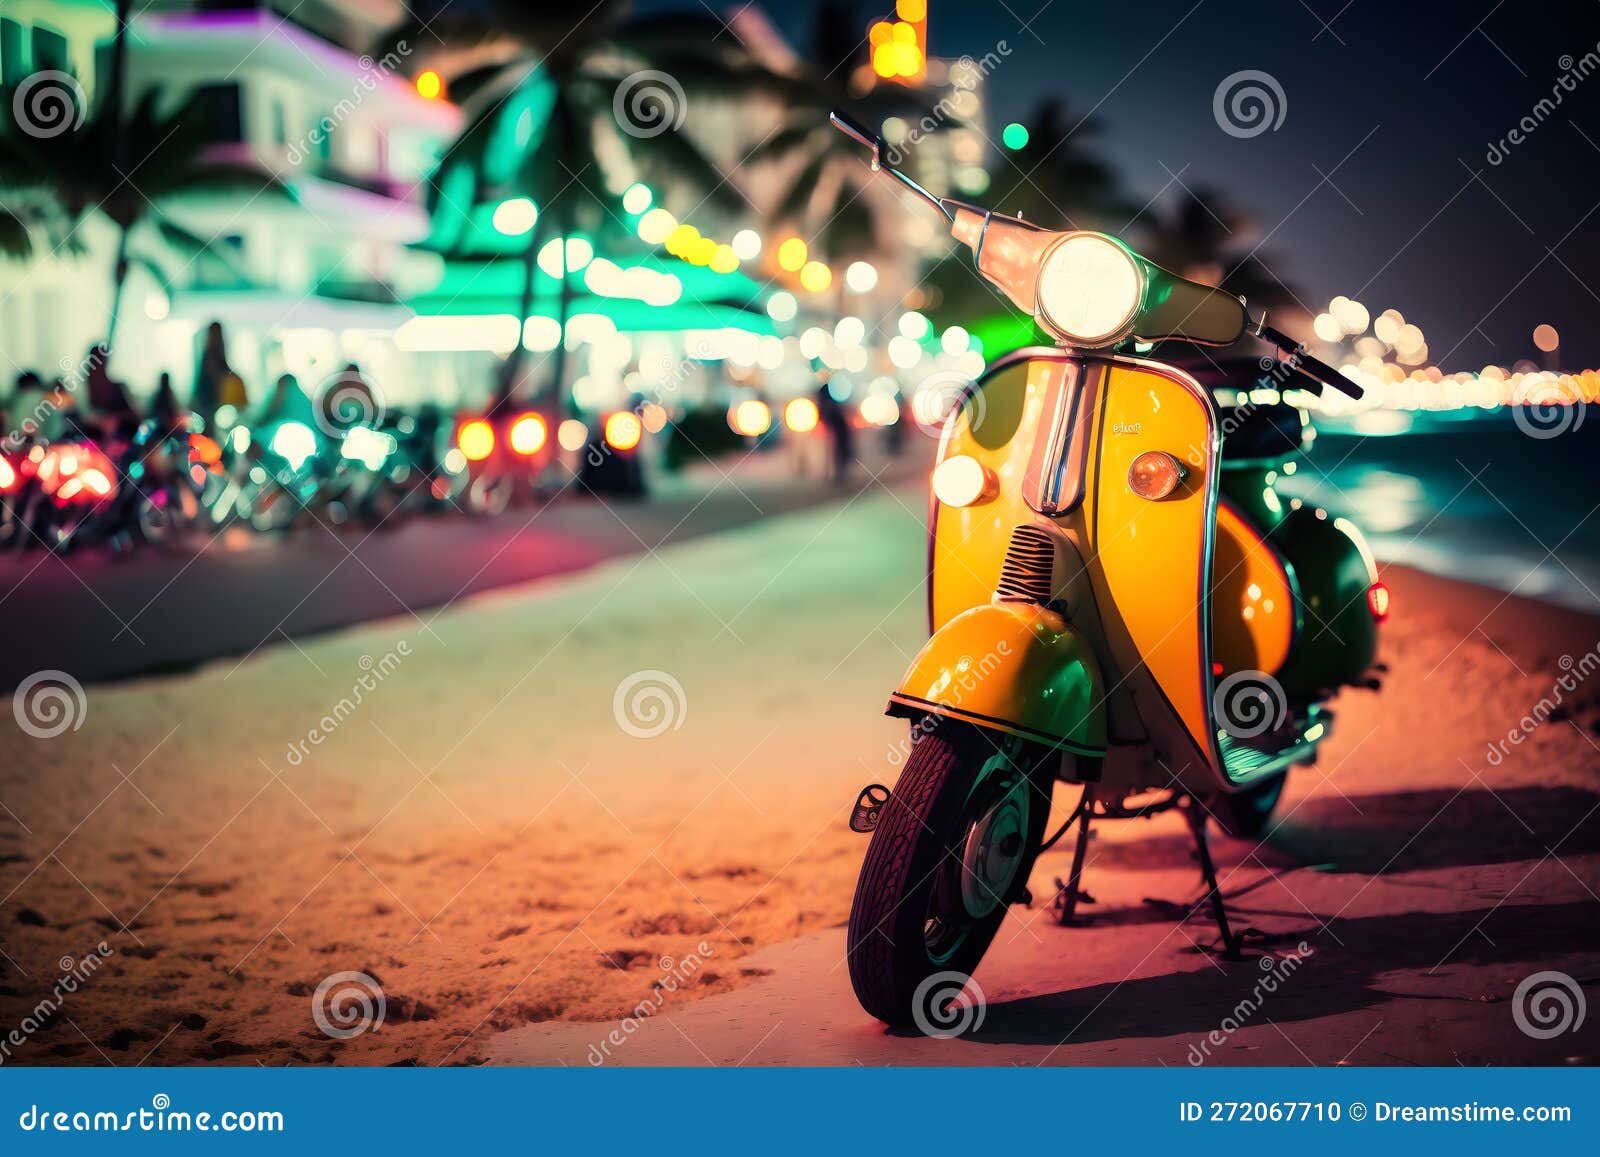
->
0, 445, 926, 689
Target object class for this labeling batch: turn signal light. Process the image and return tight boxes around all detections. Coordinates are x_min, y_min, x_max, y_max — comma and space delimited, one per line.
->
932, 455, 997, 508
1127, 450, 1186, 500
1367, 580, 1390, 623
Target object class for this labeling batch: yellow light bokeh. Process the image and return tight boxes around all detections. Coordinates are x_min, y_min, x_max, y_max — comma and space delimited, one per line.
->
799, 260, 832, 293
784, 397, 820, 433
456, 419, 494, 462
416, 70, 443, 100
731, 399, 773, 438
604, 411, 643, 451
777, 237, 808, 272
508, 413, 547, 455
710, 244, 739, 274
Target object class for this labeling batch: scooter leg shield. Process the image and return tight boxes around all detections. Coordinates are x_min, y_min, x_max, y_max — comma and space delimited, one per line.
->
886, 600, 1107, 756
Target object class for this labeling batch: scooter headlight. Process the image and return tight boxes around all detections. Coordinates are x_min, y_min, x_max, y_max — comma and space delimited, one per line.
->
1035, 232, 1144, 347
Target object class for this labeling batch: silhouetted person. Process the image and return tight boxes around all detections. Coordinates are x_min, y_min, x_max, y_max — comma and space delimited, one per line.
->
193, 321, 248, 427
815, 383, 854, 484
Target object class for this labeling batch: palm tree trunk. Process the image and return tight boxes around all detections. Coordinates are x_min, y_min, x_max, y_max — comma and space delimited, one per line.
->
497, 212, 547, 410
546, 200, 574, 419
105, 226, 130, 348
103, 0, 133, 350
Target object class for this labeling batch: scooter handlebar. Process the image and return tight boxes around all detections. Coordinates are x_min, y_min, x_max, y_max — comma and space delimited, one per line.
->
829, 109, 883, 164
1258, 322, 1364, 400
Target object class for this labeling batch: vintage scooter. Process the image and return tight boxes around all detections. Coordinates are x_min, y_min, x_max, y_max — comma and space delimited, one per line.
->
831, 110, 1387, 1028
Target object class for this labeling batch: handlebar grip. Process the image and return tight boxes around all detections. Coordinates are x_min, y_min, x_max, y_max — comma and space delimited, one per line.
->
830, 109, 881, 154
1258, 322, 1363, 400
1294, 347, 1364, 400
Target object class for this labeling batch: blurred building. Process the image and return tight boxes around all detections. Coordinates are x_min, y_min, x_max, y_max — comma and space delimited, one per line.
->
0, 0, 460, 408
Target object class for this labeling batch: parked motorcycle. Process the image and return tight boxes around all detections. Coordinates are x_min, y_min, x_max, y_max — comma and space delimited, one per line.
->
830, 109, 1385, 1028
453, 408, 554, 516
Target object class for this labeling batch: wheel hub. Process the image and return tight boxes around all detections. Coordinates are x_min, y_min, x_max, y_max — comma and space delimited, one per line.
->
960, 769, 1031, 919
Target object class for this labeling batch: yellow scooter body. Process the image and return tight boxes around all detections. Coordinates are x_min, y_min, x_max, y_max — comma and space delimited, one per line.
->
892, 349, 1282, 791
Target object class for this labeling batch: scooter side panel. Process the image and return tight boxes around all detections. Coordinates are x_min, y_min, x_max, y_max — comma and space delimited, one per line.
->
929, 357, 1061, 630
1076, 360, 1222, 772
1212, 498, 1298, 677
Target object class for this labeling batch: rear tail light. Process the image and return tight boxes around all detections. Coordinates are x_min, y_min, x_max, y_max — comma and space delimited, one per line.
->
1367, 580, 1390, 623
456, 418, 495, 462
0, 457, 15, 492
508, 413, 547, 456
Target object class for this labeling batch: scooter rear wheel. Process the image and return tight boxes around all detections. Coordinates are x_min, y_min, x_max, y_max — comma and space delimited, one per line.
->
847, 722, 1050, 1028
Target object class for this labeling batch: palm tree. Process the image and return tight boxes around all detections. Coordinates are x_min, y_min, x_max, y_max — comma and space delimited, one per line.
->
1135, 187, 1300, 318
744, 1, 940, 270
984, 97, 1134, 231
0, 17, 281, 348
386, 1, 774, 407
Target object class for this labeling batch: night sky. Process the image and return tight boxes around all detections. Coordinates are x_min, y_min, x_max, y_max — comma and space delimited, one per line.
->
648, 0, 1600, 370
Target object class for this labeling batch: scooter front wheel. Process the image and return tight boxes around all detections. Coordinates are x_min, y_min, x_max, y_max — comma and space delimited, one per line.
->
847, 723, 1051, 1028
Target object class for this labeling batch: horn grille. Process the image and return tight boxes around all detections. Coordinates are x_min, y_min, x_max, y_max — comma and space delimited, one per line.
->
995, 525, 1055, 604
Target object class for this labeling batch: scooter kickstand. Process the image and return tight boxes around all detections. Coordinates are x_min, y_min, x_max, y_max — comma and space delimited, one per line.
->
1184, 797, 1244, 960
1055, 787, 1096, 926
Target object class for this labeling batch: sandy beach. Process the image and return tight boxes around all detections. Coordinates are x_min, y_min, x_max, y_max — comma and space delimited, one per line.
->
2, 485, 1598, 1066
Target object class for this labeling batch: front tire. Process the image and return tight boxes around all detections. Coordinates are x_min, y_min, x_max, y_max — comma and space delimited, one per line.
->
847, 723, 1052, 1028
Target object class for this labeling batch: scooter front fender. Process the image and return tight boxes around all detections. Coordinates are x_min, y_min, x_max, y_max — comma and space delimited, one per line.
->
887, 600, 1107, 756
